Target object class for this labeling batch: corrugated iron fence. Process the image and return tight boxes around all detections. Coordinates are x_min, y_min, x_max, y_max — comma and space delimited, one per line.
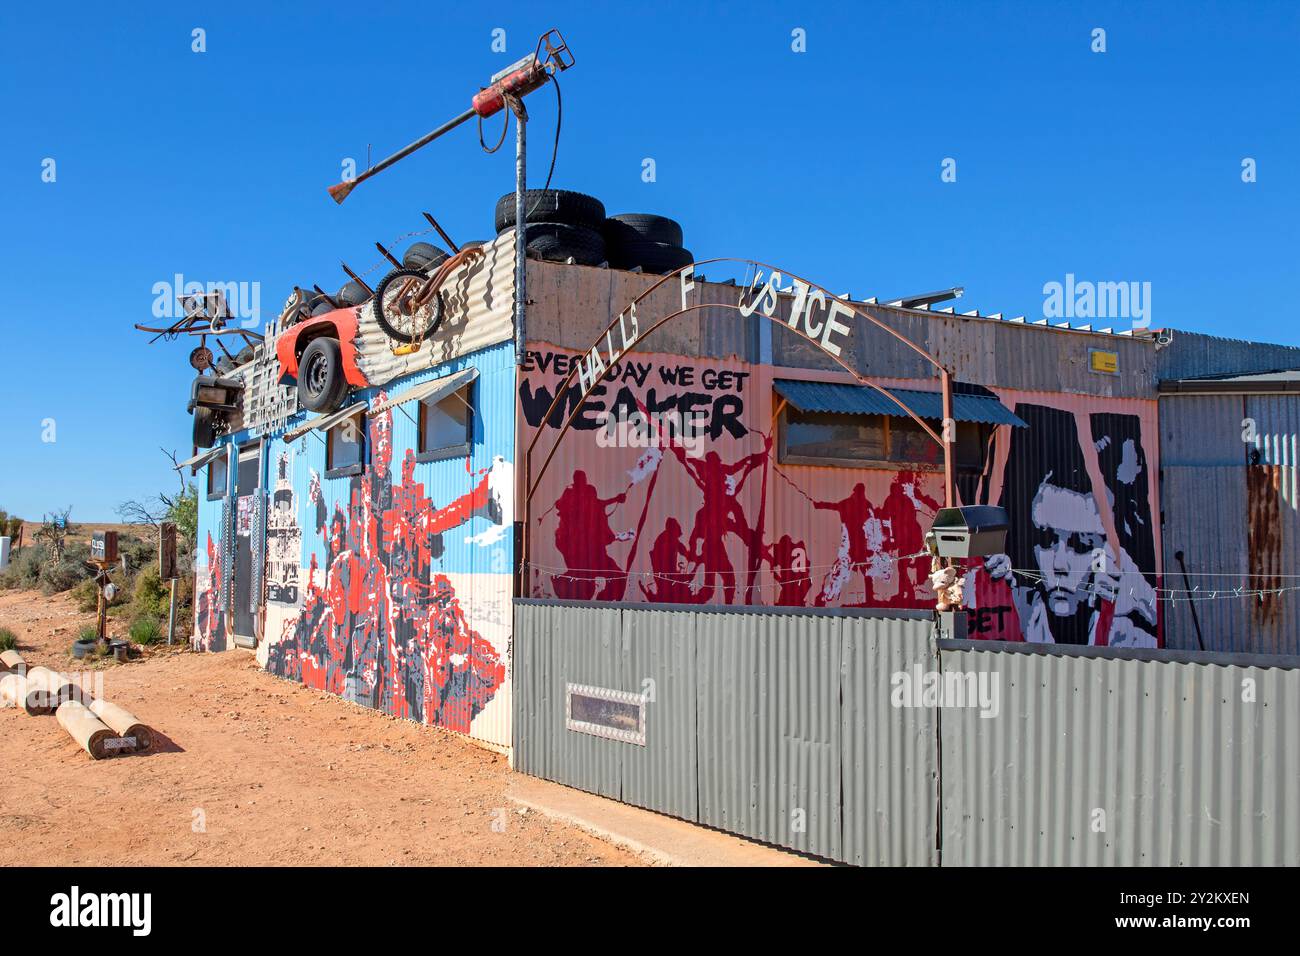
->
515, 601, 1300, 866
514, 601, 938, 865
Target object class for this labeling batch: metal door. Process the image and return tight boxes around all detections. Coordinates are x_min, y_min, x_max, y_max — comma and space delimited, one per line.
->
232, 443, 263, 648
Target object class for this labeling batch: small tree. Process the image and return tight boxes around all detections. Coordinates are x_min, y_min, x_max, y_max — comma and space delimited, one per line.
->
117, 449, 199, 560
33, 507, 72, 565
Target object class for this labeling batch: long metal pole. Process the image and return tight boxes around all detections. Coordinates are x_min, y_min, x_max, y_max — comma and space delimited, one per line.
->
514, 102, 529, 597
514, 105, 528, 363
329, 108, 477, 203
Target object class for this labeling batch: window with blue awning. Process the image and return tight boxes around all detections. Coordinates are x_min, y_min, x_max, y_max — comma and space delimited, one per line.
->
773, 378, 1024, 470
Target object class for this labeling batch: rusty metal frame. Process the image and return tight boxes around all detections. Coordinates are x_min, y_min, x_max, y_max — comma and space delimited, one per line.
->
519, 258, 960, 589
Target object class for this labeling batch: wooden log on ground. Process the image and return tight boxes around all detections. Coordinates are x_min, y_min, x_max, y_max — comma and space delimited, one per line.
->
0, 673, 28, 708
88, 699, 153, 752
56, 701, 118, 760
23, 666, 85, 716
0, 649, 25, 675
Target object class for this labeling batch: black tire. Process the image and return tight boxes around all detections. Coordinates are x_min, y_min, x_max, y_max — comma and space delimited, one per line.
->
298, 337, 348, 413
605, 213, 684, 247
494, 189, 605, 234
193, 407, 217, 449
607, 238, 693, 275
525, 223, 607, 266
310, 301, 335, 317
374, 268, 446, 344
403, 242, 449, 271
337, 281, 371, 307
72, 639, 96, 660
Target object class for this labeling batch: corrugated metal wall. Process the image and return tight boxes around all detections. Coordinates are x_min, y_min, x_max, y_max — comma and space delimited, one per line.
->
526, 261, 1157, 398
1156, 330, 1300, 381
938, 641, 1300, 866
514, 600, 937, 864
1160, 393, 1299, 654
517, 602, 1299, 866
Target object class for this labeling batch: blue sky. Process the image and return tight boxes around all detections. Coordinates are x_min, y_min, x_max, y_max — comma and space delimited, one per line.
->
1, 0, 1296, 520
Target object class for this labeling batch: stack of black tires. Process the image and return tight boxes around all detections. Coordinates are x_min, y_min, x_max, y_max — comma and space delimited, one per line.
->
492, 189, 691, 275
602, 213, 691, 275
494, 189, 608, 266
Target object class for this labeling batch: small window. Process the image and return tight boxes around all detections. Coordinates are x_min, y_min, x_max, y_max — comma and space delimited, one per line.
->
565, 683, 647, 746
325, 412, 366, 478
779, 406, 989, 473
417, 382, 472, 462
206, 453, 228, 500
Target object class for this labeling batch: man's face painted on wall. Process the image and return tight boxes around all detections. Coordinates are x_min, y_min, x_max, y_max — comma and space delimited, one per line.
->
1031, 482, 1105, 617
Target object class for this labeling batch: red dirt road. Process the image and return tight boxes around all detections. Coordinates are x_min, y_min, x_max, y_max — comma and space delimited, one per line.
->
0, 590, 641, 867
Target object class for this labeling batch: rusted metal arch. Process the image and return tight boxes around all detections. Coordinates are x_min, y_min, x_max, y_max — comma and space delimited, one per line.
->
520, 257, 959, 585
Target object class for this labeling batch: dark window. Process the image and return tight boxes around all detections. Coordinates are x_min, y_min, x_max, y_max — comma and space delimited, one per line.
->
206, 453, 228, 500
325, 412, 366, 478
779, 406, 989, 472
417, 382, 473, 462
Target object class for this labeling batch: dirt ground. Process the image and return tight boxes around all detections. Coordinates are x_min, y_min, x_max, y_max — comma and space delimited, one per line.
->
0, 589, 642, 867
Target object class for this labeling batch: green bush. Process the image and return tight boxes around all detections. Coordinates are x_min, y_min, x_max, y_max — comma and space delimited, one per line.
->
76, 625, 98, 644
0, 544, 44, 590
129, 617, 163, 645
40, 559, 90, 595
130, 565, 170, 623
0, 628, 17, 651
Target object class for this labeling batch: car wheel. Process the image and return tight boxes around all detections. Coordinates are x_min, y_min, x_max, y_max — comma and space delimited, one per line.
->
298, 337, 348, 413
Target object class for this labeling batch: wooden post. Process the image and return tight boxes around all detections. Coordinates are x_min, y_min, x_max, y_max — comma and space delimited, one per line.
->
96, 573, 108, 642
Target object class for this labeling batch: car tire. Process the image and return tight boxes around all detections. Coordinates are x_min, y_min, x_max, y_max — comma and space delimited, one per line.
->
337, 281, 371, 307
524, 223, 607, 266
494, 189, 605, 234
193, 407, 217, 448
298, 337, 348, 413
607, 237, 693, 274
403, 242, 449, 271
604, 213, 684, 247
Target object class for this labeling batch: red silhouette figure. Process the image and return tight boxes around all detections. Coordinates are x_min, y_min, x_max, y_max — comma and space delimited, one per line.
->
670, 439, 770, 605
880, 469, 943, 600
553, 470, 628, 601
813, 482, 879, 606
639, 517, 700, 603
767, 534, 812, 607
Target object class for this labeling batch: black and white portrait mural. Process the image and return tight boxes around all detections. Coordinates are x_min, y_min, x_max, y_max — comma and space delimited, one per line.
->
968, 398, 1161, 647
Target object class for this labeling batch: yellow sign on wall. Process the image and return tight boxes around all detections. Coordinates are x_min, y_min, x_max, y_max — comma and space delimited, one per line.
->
1089, 349, 1118, 375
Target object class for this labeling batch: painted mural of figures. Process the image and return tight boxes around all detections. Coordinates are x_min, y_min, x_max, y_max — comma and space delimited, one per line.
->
194, 531, 226, 651
880, 469, 943, 600
639, 517, 699, 603
552, 470, 628, 601
983, 403, 1158, 647
669, 438, 771, 605
767, 534, 813, 606
813, 483, 888, 606
265, 404, 509, 735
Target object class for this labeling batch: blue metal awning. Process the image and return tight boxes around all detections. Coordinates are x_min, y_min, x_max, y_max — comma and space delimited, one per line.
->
773, 379, 1027, 427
